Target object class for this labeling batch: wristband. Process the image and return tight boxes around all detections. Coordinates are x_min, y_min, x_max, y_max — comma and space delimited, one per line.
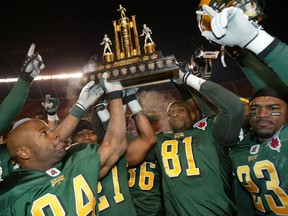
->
20, 72, 34, 83
128, 100, 142, 114
47, 114, 58, 122
123, 93, 137, 105
69, 103, 86, 119
97, 109, 110, 123
246, 30, 274, 54
184, 73, 205, 91
107, 90, 122, 100
47, 110, 56, 115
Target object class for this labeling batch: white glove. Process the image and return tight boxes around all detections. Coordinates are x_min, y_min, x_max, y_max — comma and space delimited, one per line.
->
100, 72, 123, 93
41, 95, 60, 115
21, 43, 45, 82
100, 72, 123, 100
172, 61, 188, 85
123, 88, 142, 114
77, 81, 104, 110
201, 5, 273, 53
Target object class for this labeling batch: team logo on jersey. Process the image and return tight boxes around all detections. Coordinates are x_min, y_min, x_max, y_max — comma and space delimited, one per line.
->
193, 118, 207, 130
46, 168, 61, 177
51, 175, 65, 187
174, 132, 184, 139
268, 136, 281, 152
250, 145, 260, 155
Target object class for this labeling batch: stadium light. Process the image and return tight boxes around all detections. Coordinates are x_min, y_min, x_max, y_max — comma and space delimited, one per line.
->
0, 72, 83, 83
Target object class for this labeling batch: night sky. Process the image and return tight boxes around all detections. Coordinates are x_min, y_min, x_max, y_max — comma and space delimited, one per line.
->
0, 0, 287, 100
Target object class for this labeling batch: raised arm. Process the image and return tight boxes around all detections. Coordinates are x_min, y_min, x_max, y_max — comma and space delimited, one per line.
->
179, 67, 243, 146
172, 61, 218, 118
90, 101, 108, 145
56, 81, 104, 141
201, 5, 288, 85
91, 90, 156, 168
98, 73, 127, 179
259, 40, 288, 85
123, 88, 157, 167
0, 43, 44, 135
0, 78, 30, 135
234, 50, 287, 91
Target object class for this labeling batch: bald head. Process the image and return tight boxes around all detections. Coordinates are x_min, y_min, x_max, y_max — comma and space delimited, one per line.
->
6, 119, 41, 160
6, 119, 67, 170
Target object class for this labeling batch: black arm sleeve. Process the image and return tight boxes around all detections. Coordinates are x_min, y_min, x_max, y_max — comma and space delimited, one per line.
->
173, 82, 218, 117
186, 85, 218, 118
90, 109, 107, 144
199, 81, 243, 146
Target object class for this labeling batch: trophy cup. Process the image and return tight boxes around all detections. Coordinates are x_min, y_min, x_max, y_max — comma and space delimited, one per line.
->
82, 5, 179, 88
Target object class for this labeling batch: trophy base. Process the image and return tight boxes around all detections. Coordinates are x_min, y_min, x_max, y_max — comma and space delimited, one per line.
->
144, 43, 156, 54
82, 51, 179, 88
102, 53, 115, 63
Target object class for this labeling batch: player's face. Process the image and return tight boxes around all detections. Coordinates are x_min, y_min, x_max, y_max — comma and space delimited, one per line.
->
25, 120, 67, 167
74, 129, 98, 144
167, 102, 195, 133
249, 96, 288, 141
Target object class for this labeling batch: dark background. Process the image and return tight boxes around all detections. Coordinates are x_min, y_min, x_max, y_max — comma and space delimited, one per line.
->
0, 0, 287, 101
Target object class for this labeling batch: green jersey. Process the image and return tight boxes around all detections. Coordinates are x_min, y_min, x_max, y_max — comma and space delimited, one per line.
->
128, 161, 164, 216
229, 124, 288, 216
97, 156, 137, 216
149, 80, 243, 215
233, 170, 256, 216
0, 144, 101, 216
155, 117, 236, 216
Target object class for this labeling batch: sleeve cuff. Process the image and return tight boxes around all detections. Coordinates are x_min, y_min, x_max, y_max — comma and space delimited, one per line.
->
246, 30, 274, 54
184, 73, 205, 91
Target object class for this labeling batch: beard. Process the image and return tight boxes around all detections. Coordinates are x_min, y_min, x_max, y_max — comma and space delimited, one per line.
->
252, 130, 276, 140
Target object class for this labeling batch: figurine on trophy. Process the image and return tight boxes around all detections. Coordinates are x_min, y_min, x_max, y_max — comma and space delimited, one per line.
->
100, 34, 114, 62
140, 24, 156, 53
100, 34, 112, 54
140, 24, 154, 44
117, 4, 126, 18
